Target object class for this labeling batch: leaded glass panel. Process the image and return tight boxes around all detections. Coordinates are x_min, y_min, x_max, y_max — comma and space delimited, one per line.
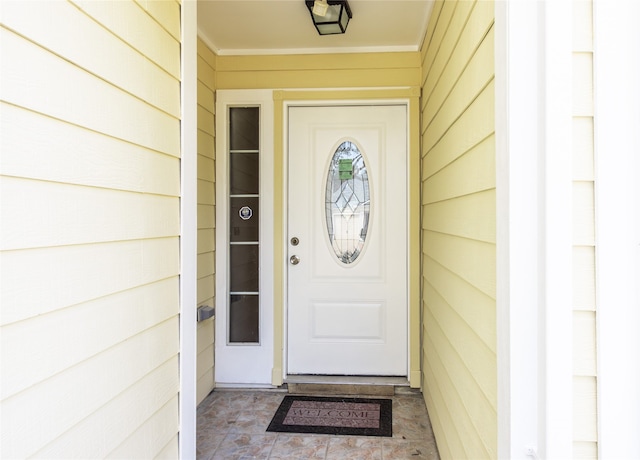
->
325, 141, 370, 264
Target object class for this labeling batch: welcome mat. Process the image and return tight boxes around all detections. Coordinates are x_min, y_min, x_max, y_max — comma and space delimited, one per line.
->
266, 395, 392, 437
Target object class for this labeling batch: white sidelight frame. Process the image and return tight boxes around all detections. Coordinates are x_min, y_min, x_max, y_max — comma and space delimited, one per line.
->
215, 89, 275, 387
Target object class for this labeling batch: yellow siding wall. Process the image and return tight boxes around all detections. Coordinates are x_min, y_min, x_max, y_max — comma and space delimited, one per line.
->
215, 51, 421, 384
197, 38, 217, 404
216, 52, 421, 89
0, 1, 181, 457
419, 1, 496, 459
572, 1, 598, 457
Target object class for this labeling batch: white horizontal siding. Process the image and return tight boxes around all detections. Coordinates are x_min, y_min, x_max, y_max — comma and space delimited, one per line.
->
135, 0, 181, 41
573, 181, 595, 245
573, 311, 597, 376
573, 0, 593, 52
574, 441, 598, 460
572, 1, 597, 457
1, 278, 178, 399
0, 177, 179, 250
1, 0, 180, 117
2, 319, 178, 457
573, 376, 598, 442
71, 0, 180, 79
0, 27, 179, 156
33, 357, 179, 459
105, 395, 179, 459
0, 103, 180, 195
572, 247, 596, 311
573, 53, 594, 116
572, 117, 594, 181
0, 0, 182, 457
155, 434, 180, 459
0, 238, 179, 327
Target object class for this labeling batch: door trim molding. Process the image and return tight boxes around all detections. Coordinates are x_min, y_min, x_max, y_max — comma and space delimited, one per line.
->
273, 88, 421, 388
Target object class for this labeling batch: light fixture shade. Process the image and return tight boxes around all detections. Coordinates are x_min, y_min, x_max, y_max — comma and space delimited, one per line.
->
305, 0, 352, 35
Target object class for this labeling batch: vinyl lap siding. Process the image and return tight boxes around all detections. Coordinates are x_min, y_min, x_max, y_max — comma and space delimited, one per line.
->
419, 1, 496, 459
0, 1, 181, 458
214, 50, 421, 385
215, 52, 421, 89
572, 1, 598, 457
197, 38, 217, 404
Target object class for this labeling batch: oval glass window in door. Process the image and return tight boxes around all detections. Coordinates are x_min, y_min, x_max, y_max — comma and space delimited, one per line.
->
325, 141, 370, 264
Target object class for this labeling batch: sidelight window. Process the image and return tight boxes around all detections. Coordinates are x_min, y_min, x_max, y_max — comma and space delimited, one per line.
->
228, 107, 260, 343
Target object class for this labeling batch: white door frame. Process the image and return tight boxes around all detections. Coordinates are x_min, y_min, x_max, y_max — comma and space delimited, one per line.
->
282, 98, 413, 381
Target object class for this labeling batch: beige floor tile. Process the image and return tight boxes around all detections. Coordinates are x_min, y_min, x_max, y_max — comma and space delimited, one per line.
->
326, 437, 383, 460
196, 430, 226, 460
230, 410, 281, 434
198, 411, 239, 434
382, 438, 440, 459
269, 434, 330, 459
392, 412, 436, 441
196, 389, 440, 460
250, 393, 287, 412
211, 433, 278, 460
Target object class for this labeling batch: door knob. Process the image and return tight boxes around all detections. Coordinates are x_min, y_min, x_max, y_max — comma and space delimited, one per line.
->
290, 255, 300, 265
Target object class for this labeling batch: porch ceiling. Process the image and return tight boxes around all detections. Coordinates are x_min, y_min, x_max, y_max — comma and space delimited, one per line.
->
198, 0, 435, 55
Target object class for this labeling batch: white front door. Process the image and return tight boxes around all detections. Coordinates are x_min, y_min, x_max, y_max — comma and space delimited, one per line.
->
287, 105, 408, 376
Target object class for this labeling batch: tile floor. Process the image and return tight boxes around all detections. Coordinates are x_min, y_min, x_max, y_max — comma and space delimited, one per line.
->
197, 389, 440, 460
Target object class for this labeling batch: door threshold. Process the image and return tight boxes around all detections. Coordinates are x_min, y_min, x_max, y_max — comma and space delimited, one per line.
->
285, 375, 409, 386
284, 375, 410, 396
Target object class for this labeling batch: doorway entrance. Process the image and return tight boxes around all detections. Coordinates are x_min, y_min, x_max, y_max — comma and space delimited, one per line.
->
287, 105, 408, 376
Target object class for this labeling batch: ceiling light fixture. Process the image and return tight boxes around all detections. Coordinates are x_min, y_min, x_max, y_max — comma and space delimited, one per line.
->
305, 0, 352, 35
